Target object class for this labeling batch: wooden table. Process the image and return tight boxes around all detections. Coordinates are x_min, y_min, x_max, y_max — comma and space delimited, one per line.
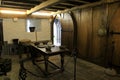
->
30, 44, 69, 76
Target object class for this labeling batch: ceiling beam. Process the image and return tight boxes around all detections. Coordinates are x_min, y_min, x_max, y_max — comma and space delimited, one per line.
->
27, 0, 61, 15
44, 8, 58, 11
0, 13, 51, 19
2, 1, 36, 6
69, 0, 90, 4
0, 4, 31, 9
105, 0, 119, 3
52, 5, 67, 9
60, 3, 77, 6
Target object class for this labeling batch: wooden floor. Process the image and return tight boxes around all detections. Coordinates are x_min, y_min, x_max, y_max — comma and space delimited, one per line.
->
1, 54, 120, 80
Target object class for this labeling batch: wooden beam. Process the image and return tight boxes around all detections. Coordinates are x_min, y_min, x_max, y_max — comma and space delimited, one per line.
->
0, 13, 51, 19
2, 1, 36, 6
27, 0, 61, 15
105, 0, 120, 3
52, 5, 67, 9
44, 8, 58, 11
70, 0, 90, 4
60, 3, 77, 6
1, 5, 32, 9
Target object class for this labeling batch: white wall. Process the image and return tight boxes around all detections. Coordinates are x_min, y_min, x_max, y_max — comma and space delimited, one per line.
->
3, 18, 51, 43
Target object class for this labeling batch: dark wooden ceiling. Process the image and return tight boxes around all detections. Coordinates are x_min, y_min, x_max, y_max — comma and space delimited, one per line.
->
0, 0, 101, 14
0, 0, 43, 10
0, 0, 101, 10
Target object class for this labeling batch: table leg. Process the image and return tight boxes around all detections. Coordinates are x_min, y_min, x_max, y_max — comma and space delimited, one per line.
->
44, 55, 49, 75
60, 53, 64, 72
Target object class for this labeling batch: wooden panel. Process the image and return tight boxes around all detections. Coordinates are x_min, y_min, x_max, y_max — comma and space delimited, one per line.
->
73, 5, 107, 66
91, 7, 101, 58
76, 8, 93, 58
53, 1, 120, 67
73, 10, 80, 45
90, 5, 107, 65
109, 3, 120, 66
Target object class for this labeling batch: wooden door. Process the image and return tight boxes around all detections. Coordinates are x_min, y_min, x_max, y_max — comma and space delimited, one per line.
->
53, 13, 74, 52
61, 13, 74, 52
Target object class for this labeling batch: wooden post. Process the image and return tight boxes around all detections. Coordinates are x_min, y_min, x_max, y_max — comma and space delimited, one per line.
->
35, 31, 37, 42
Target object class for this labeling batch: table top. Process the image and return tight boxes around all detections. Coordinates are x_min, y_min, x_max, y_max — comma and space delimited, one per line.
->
31, 44, 69, 56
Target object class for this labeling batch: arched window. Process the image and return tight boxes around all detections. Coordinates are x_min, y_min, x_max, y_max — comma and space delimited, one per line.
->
53, 19, 61, 46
